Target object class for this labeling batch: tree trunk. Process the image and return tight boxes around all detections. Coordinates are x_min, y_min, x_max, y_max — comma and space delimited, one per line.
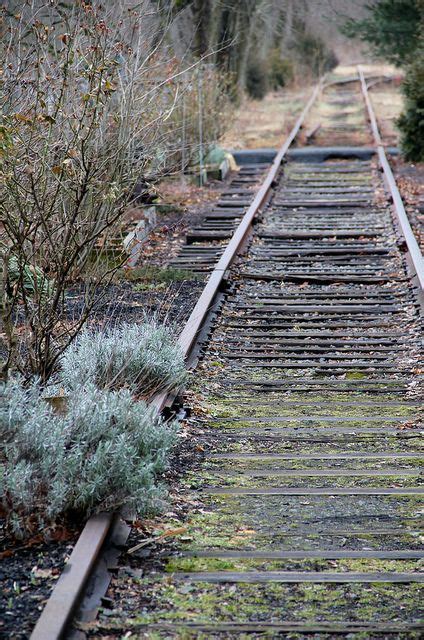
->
192, 0, 212, 56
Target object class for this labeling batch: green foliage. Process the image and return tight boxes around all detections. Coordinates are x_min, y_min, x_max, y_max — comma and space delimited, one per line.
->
59, 321, 187, 400
1, 378, 178, 537
267, 50, 294, 90
341, 0, 423, 66
245, 58, 268, 100
7, 256, 53, 300
342, 0, 424, 159
397, 47, 424, 161
122, 265, 199, 284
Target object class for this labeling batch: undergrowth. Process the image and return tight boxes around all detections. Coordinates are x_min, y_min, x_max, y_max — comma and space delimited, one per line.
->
1, 316, 187, 538
121, 265, 200, 285
59, 321, 187, 400
0, 378, 178, 538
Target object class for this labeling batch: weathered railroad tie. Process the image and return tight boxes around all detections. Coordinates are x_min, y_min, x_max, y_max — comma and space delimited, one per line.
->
168, 163, 270, 274
127, 155, 423, 636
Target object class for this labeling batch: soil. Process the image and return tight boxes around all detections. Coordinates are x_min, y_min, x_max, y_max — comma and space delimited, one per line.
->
0, 531, 77, 640
67, 280, 204, 331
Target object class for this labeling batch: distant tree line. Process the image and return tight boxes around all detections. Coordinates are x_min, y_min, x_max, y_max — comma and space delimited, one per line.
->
156, 0, 339, 99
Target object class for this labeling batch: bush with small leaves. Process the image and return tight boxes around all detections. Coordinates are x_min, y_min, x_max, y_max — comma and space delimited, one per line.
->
268, 51, 294, 90
294, 32, 338, 77
0, 378, 178, 538
246, 59, 269, 100
59, 321, 187, 400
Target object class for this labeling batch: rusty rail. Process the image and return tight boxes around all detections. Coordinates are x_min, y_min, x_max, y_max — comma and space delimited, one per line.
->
30, 78, 324, 640
358, 65, 424, 291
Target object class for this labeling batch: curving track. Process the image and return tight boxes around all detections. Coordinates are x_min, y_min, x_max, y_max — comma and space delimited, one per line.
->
32, 71, 423, 639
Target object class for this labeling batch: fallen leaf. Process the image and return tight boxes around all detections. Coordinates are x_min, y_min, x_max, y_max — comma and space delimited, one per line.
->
127, 526, 187, 554
31, 566, 55, 579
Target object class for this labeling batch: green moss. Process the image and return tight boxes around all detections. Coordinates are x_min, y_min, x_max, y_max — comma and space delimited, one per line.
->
207, 417, 416, 431
201, 456, 423, 473
184, 470, 422, 490
103, 579, 423, 627
204, 397, 419, 419
164, 556, 422, 574
204, 434, 422, 457
119, 265, 201, 284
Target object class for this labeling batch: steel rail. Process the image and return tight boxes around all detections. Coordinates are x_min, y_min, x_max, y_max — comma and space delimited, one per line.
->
358, 65, 424, 291
30, 78, 324, 640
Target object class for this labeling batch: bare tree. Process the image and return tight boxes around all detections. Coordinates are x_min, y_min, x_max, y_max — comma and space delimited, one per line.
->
0, 1, 234, 381
0, 1, 172, 380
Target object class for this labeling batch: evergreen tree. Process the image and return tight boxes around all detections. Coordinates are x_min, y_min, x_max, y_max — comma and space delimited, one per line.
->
342, 0, 424, 160
342, 0, 422, 66
397, 45, 424, 161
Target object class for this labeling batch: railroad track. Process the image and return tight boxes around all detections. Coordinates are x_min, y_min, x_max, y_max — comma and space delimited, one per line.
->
31, 71, 423, 639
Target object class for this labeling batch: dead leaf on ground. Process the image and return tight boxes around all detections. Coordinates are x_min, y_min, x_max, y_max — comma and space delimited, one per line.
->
31, 566, 57, 579
127, 526, 187, 554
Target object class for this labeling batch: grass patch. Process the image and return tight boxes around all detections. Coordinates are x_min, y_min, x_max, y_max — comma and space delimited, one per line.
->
121, 265, 200, 287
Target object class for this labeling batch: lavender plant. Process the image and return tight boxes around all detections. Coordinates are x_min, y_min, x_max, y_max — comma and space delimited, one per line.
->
59, 321, 187, 400
0, 377, 178, 538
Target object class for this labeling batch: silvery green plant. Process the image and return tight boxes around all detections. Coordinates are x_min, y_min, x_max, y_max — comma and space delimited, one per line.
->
59, 322, 187, 400
1, 377, 178, 538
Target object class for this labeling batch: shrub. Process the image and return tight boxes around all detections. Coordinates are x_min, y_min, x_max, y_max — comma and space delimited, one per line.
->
397, 47, 424, 161
268, 50, 294, 90
59, 321, 187, 400
0, 378, 178, 538
157, 64, 234, 176
1, 4, 231, 381
246, 58, 269, 100
0, 2, 170, 381
294, 32, 338, 77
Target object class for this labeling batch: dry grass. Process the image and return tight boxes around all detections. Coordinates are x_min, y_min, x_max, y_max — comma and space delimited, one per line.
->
369, 84, 404, 146
221, 87, 310, 150
222, 64, 404, 152
330, 63, 398, 79
335, 63, 404, 147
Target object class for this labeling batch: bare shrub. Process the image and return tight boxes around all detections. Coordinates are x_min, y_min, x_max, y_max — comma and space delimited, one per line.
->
1, 377, 178, 538
0, 2, 234, 382
155, 63, 234, 176
0, 2, 176, 380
